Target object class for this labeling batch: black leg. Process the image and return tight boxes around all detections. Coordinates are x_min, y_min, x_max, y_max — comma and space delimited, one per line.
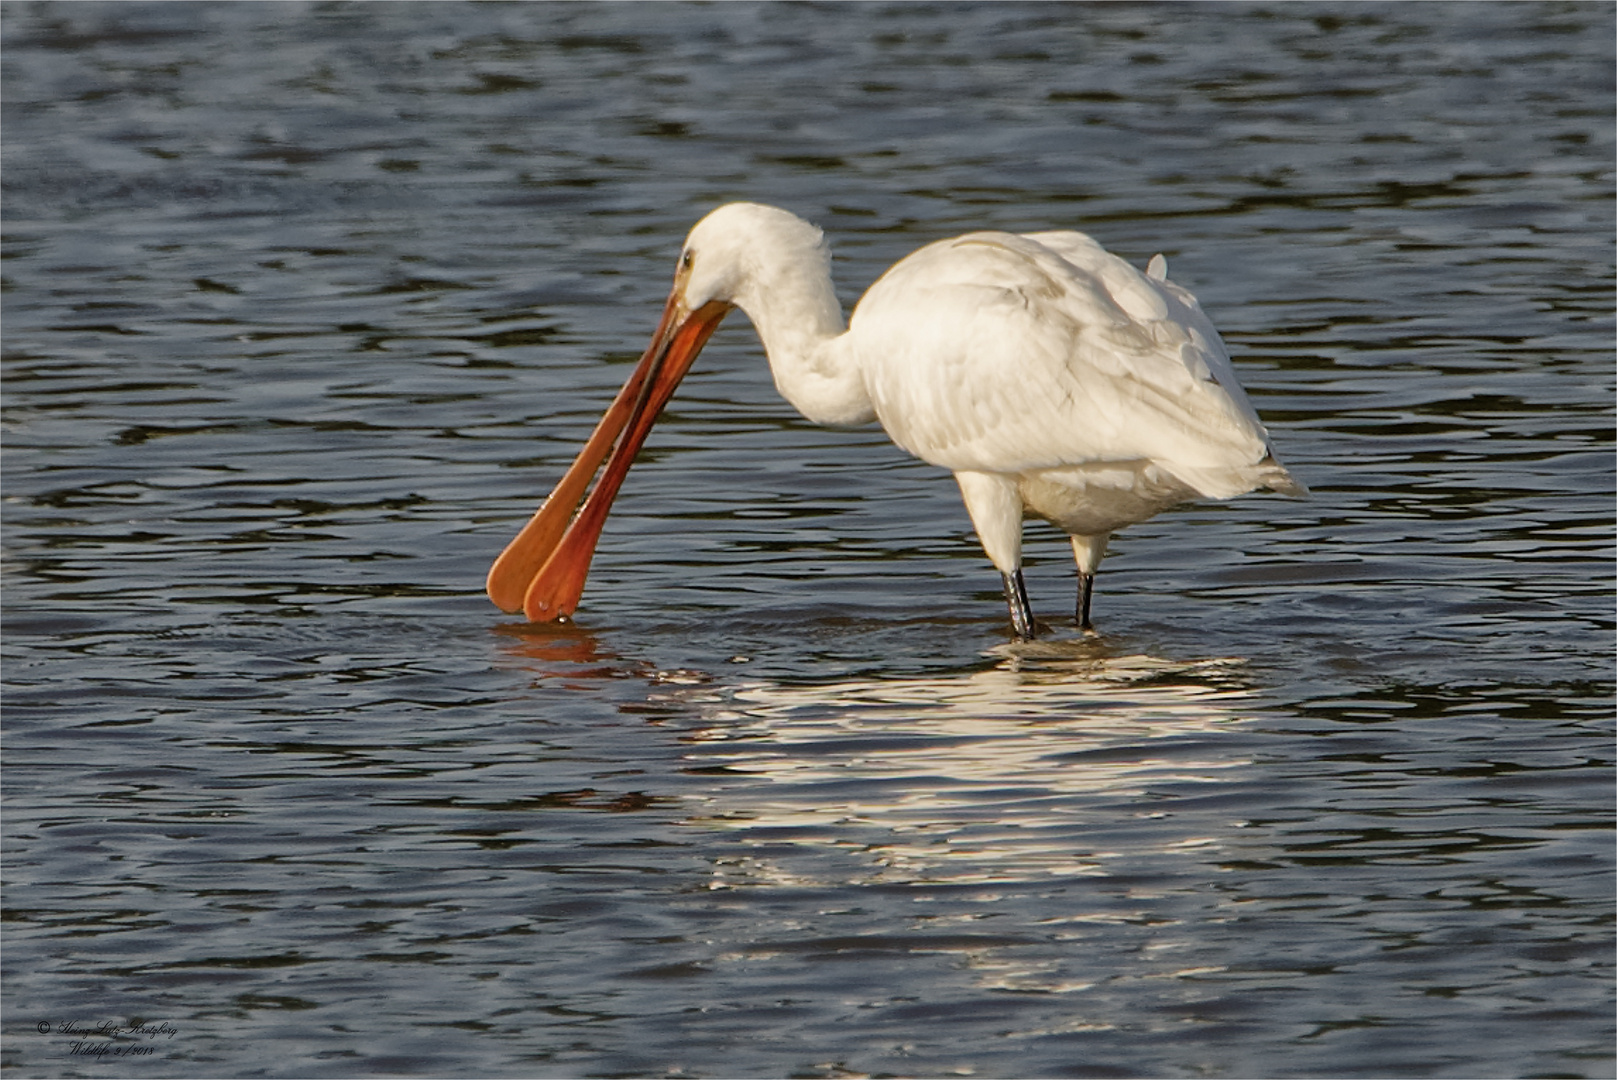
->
1000, 569, 1036, 641
1076, 572, 1095, 630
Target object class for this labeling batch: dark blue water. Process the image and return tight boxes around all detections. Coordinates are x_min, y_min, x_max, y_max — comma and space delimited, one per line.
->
3, 3, 1612, 1077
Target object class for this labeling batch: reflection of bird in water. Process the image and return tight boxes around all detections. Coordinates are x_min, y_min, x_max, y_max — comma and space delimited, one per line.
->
489, 203, 1305, 638
671, 653, 1259, 895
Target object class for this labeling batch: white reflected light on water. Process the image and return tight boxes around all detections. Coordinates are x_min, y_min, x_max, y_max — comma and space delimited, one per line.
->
670, 654, 1258, 889
648, 655, 1291, 1006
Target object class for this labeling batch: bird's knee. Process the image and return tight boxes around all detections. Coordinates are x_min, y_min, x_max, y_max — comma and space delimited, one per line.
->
954, 471, 1023, 572
1069, 533, 1108, 575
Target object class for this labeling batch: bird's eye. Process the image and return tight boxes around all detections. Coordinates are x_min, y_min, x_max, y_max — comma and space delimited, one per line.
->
680, 250, 693, 271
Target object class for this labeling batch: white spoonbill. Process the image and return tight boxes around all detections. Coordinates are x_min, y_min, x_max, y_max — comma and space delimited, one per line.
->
487, 202, 1305, 638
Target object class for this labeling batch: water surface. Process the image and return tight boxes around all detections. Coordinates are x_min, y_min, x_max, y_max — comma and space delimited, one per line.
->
3, 3, 1612, 1077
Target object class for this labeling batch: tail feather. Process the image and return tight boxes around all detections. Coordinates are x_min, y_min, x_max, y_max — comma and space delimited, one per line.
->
1256, 450, 1308, 497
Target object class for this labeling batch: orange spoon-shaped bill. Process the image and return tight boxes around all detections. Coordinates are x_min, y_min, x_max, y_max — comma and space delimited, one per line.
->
486, 295, 731, 621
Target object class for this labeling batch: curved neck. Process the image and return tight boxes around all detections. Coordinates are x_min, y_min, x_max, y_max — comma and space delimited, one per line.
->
733, 259, 874, 427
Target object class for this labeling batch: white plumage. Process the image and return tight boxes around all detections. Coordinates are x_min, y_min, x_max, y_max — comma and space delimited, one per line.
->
488, 202, 1305, 637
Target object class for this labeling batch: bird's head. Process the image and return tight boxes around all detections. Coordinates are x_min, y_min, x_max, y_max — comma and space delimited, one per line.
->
486, 202, 819, 623
672, 202, 829, 315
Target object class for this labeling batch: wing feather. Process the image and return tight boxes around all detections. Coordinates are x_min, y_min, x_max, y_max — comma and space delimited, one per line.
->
849, 231, 1276, 497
